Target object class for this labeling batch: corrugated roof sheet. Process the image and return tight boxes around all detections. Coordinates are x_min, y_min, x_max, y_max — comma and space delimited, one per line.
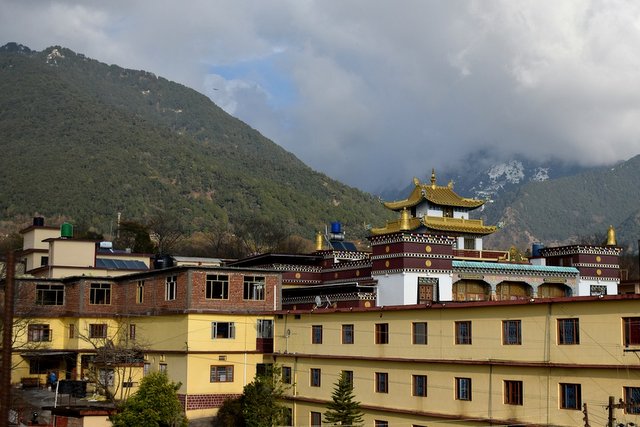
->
453, 260, 579, 274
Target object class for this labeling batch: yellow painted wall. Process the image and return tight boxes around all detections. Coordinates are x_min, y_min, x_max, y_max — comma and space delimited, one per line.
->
50, 240, 95, 268
274, 299, 640, 426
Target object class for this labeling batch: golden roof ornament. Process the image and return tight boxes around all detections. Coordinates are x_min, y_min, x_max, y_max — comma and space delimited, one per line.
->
400, 208, 411, 230
606, 225, 617, 246
430, 168, 436, 189
315, 230, 324, 251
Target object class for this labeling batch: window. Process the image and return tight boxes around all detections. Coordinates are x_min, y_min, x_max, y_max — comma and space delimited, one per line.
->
413, 322, 428, 345
159, 363, 167, 373
455, 321, 472, 345
89, 324, 108, 338
211, 322, 236, 339
136, 280, 144, 304
282, 366, 292, 384
40, 256, 49, 266
342, 370, 354, 388
283, 408, 292, 426
375, 372, 388, 393
99, 369, 114, 386
413, 374, 427, 397
558, 318, 579, 344
257, 319, 273, 338
504, 380, 523, 405
559, 383, 581, 409
210, 365, 234, 382
143, 362, 150, 376
375, 421, 389, 427
243, 276, 265, 300
342, 324, 354, 344
206, 274, 229, 299
375, 323, 389, 344
165, 275, 177, 301
456, 377, 472, 401
69, 324, 75, 339
89, 283, 111, 305
28, 324, 51, 342
129, 324, 136, 340
310, 368, 321, 387
35, 284, 64, 305
623, 317, 640, 346
312, 325, 323, 344
624, 386, 640, 414
256, 363, 272, 376
310, 412, 322, 427
503, 320, 522, 345
464, 237, 475, 250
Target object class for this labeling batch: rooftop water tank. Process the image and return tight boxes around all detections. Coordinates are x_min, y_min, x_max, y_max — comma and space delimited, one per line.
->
532, 243, 544, 257
33, 217, 45, 227
331, 221, 342, 234
60, 222, 73, 239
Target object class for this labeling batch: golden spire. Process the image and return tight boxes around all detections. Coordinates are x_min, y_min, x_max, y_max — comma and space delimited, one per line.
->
606, 225, 617, 246
400, 208, 411, 230
315, 231, 324, 251
430, 168, 436, 189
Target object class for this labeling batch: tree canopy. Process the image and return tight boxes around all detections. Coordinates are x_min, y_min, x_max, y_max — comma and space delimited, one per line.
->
110, 372, 187, 427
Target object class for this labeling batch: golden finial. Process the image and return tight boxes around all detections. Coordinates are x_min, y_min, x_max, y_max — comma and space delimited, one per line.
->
413, 177, 420, 186
448, 180, 454, 189
315, 230, 324, 251
606, 225, 617, 246
400, 208, 411, 230
430, 168, 436, 189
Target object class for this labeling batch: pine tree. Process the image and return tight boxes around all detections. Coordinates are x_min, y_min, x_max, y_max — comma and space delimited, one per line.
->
324, 371, 364, 426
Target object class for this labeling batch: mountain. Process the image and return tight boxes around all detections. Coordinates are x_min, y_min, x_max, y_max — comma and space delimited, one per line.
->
0, 43, 392, 240
380, 149, 639, 252
485, 155, 640, 252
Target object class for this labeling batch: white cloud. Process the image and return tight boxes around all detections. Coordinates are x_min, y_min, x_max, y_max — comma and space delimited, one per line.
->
2, 0, 640, 191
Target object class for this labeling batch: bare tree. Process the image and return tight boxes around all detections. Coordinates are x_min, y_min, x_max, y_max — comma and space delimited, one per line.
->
147, 213, 185, 255
233, 217, 290, 256
75, 318, 147, 403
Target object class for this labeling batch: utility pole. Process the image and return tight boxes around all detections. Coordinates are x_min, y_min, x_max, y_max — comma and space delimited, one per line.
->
0, 250, 16, 427
582, 402, 590, 427
608, 396, 615, 427
607, 395, 629, 427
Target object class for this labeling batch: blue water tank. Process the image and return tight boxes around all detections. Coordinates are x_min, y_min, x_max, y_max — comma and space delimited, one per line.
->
532, 243, 544, 257
330, 221, 342, 234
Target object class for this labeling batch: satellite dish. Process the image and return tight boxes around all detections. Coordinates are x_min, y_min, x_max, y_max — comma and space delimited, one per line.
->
314, 295, 322, 308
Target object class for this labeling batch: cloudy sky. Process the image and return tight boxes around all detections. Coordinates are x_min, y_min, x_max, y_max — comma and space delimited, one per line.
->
2, 1, 640, 192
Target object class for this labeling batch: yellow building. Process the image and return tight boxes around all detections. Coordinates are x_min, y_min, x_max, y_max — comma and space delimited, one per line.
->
7, 221, 280, 424
274, 296, 640, 426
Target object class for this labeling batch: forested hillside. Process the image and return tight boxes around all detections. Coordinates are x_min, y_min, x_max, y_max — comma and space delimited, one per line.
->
0, 43, 392, 242
485, 155, 640, 252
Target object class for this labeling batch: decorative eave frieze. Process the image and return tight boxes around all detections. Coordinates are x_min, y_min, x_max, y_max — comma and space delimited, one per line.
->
272, 264, 322, 273
540, 246, 622, 257
371, 252, 454, 260
369, 232, 455, 246
372, 268, 452, 276
574, 263, 620, 269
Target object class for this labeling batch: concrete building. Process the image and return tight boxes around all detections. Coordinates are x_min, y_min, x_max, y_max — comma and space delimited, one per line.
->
273, 296, 640, 426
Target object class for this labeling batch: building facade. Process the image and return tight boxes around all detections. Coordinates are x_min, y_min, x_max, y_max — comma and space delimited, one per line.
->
274, 296, 640, 426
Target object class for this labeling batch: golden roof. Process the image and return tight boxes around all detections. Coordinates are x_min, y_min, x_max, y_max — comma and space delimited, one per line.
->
383, 170, 485, 211
370, 210, 497, 236
422, 216, 497, 235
